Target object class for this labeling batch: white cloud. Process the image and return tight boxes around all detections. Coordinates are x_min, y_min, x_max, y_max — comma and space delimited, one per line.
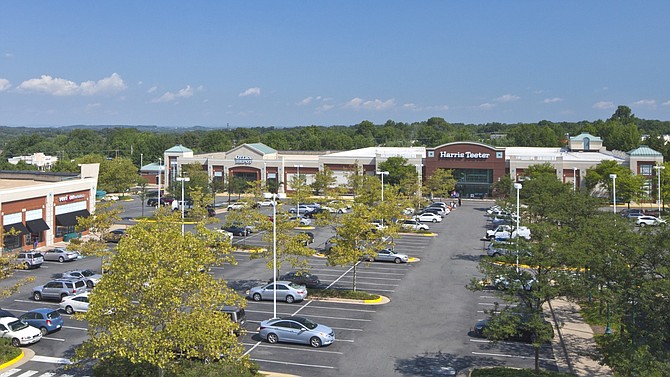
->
344, 97, 396, 110
298, 96, 314, 105
151, 85, 195, 103
543, 97, 563, 103
478, 103, 496, 110
137, 81, 143, 85
17, 73, 126, 96
239, 87, 261, 97
496, 94, 520, 103
593, 101, 615, 110
403, 103, 418, 111
79, 73, 127, 95
147, 86, 158, 94
662, 100, 670, 107
4, 53, 13, 58
633, 99, 656, 108
0, 78, 11, 91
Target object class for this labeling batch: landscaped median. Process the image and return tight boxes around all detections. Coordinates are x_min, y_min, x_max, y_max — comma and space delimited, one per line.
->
308, 288, 390, 305
0, 339, 23, 370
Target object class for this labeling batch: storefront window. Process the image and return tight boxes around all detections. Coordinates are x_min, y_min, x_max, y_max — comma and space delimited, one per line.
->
56, 225, 76, 238
640, 165, 652, 176
2, 235, 23, 251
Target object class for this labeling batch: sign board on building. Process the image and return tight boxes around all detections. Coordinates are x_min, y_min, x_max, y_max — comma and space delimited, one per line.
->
439, 151, 490, 159
58, 194, 86, 203
234, 155, 253, 165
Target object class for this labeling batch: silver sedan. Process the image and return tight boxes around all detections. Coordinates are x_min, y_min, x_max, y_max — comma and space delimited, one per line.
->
258, 316, 335, 348
248, 281, 307, 303
367, 249, 409, 264
43, 248, 79, 263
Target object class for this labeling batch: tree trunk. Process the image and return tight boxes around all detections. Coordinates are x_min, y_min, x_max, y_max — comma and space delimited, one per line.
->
158, 366, 164, 377
534, 347, 540, 372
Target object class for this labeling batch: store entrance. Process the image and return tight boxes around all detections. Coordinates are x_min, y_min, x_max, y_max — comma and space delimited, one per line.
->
454, 169, 493, 198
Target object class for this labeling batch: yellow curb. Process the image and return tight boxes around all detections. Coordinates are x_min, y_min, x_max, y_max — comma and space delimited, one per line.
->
236, 248, 267, 253
294, 226, 315, 230
492, 260, 585, 272
398, 232, 438, 237
313, 253, 327, 258
0, 350, 24, 370
364, 296, 383, 304
408, 257, 421, 263
259, 371, 300, 377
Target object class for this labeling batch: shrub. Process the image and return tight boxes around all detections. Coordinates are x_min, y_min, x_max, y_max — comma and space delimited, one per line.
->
92, 358, 260, 377
309, 288, 379, 300
0, 338, 21, 363
472, 367, 575, 377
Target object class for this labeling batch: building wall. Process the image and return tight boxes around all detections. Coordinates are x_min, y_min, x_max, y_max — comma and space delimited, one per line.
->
425, 143, 507, 182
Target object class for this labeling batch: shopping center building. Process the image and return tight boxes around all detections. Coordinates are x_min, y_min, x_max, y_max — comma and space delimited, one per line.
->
0, 164, 99, 252
155, 133, 663, 198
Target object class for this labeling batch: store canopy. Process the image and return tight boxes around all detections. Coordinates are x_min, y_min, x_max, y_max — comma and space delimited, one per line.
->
55, 209, 90, 227
3, 222, 29, 236
26, 219, 50, 233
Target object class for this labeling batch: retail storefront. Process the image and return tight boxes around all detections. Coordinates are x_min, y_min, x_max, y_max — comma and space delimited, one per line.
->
0, 164, 99, 252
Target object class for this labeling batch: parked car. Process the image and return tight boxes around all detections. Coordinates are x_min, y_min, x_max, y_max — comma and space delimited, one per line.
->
636, 215, 666, 227
248, 281, 307, 303
620, 208, 644, 218
399, 219, 429, 232
0, 316, 42, 346
289, 216, 312, 226
485, 240, 513, 257
258, 316, 334, 348
472, 314, 553, 343
419, 207, 447, 217
16, 251, 43, 269
0, 309, 16, 318
303, 208, 327, 218
18, 308, 64, 335
324, 236, 341, 253
365, 248, 409, 264
32, 278, 87, 301
256, 200, 274, 207
59, 292, 90, 314
61, 269, 103, 288
43, 248, 79, 263
104, 229, 126, 243
288, 205, 315, 215
216, 229, 234, 241
227, 202, 247, 211
486, 224, 531, 240
296, 231, 314, 246
102, 194, 119, 202
146, 197, 174, 207
219, 305, 246, 336
277, 271, 321, 288
222, 225, 250, 237
414, 213, 442, 223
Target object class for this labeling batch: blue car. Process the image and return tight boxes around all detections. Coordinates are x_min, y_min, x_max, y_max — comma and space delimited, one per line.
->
258, 316, 334, 348
18, 308, 64, 335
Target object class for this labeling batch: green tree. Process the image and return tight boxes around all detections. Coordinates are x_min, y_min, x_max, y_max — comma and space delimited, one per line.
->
585, 160, 645, 205
378, 157, 417, 187
73, 212, 252, 375
178, 163, 211, 199
289, 173, 310, 207
311, 167, 336, 196
492, 175, 513, 198
98, 157, 140, 195
423, 168, 457, 200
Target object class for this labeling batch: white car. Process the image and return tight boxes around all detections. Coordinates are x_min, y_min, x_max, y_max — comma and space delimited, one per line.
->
289, 216, 312, 226
0, 317, 42, 346
399, 219, 429, 232
102, 194, 119, 202
61, 269, 103, 288
414, 213, 442, 223
216, 229, 234, 241
227, 203, 247, 211
322, 205, 349, 214
59, 292, 90, 314
636, 215, 666, 227
256, 200, 274, 207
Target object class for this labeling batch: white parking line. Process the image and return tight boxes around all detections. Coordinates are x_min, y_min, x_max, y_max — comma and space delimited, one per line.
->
304, 305, 376, 313
14, 299, 59, 306
30, 355, 72, 364
338, 281, 398, 287
471, 351, 554, 361
243, 343, 342, 354
62, 325, 87, 331
251, 358, 335, 369
317, 274, 402, 281
42, 336, 66, 342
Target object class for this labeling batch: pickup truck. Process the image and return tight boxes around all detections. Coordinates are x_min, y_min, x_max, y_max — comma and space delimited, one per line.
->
486, 225, 531, 240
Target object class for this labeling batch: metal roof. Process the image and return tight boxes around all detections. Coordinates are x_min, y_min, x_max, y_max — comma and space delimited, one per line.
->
628, 145, 662, 156
165, 144, 193, 153
246, 143, 277, 155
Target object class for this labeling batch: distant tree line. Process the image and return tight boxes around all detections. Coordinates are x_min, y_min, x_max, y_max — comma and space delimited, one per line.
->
2, 106, 670, 169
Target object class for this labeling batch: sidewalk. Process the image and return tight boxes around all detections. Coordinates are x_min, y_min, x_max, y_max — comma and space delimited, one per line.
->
545, 298, 612, 376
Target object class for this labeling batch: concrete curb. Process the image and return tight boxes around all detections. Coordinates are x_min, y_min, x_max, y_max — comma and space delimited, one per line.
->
0, 348, 34, 372
310, 295, 391, 305
398, 232, 438, 237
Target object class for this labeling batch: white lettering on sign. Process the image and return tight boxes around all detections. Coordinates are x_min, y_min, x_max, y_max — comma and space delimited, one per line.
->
58, 194, 85, 203
234, 155, 253, 165
439, 151, 490, 159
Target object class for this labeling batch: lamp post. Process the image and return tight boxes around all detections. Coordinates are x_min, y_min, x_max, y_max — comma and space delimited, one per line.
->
654, 165, 665, 218
263, 192, 278, 319
376, 171, 389, 201
605, 301, 612, 335
176, 177, 190, 235
610, 174, 617, 214
513, 182, 522, 272
573, 167, 577, 192
157, 157, 162, 207
294, 165, 303, 215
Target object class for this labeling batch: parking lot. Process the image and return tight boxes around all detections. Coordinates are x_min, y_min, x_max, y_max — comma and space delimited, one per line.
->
0, 198, 562, 376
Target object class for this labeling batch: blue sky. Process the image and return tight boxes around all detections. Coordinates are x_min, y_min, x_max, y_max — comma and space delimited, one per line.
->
1, 1, 669, 128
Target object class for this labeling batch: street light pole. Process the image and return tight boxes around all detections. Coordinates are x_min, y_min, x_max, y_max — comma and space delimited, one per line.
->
513, 182, 522, 272
654, 165, 665, 218
176, 177, 190, 235
573, 167, 577, 192
376, 171, 390, 227
157, 157, 162, 207
610, 174, 616, 215
294, 165, 303, 215
264, 192, 278, 319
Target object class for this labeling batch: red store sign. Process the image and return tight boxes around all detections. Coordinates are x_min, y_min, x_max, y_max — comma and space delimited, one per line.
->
58, 194, 86, 203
